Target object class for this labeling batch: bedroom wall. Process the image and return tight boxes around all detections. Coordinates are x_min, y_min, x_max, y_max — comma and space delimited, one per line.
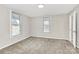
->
0, 5, 30, 49
31, 15, 69, 40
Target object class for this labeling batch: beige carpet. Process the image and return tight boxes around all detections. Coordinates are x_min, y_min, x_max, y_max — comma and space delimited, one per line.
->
0, 37, 78, 54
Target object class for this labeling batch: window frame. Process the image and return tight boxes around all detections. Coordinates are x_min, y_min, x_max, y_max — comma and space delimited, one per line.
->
43, 16, 50, 32
10, 10, 21, 37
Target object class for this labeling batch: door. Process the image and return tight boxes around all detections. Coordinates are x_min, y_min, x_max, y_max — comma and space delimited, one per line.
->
69, 11, 77, 48
72, 11, 77, 48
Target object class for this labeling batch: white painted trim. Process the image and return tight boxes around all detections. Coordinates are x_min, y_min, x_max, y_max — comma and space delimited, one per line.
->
31, 36, 67, 40
0, 36, 30, 50
9, 9, 12, 39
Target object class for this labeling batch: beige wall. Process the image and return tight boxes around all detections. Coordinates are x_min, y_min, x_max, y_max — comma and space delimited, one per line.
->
31, 15, 69, 40
0, 5, 30, 49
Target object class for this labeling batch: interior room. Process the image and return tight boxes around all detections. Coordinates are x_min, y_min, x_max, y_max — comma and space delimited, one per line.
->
0, 4, 79, 54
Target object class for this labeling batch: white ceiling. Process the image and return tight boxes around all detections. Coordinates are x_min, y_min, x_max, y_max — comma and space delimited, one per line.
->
4, 4, 78, 17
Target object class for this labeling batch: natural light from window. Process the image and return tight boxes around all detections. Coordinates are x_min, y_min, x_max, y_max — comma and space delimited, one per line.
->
11, 11, 21, 36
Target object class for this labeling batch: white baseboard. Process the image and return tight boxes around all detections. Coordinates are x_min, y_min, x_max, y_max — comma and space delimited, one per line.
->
0, 36, 31, 50
31, 36, 67, 40
0, 36, 69, 50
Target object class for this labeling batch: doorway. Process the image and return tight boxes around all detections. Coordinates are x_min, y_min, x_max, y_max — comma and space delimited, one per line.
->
69, 11, 77, 48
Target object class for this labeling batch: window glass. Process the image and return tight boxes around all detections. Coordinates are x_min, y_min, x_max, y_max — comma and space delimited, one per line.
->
43, 16, 50, 32
11, 12, 21, 36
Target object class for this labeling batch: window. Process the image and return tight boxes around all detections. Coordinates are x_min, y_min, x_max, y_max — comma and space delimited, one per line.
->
43, 16, 50, 32
11, 11, 21, 36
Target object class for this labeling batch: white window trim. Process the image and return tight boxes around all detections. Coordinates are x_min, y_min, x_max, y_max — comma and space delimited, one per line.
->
10, 9, 22, 38
43, 16, 50, 32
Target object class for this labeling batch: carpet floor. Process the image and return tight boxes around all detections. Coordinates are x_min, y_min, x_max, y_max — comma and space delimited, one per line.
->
0, 37, 78, 54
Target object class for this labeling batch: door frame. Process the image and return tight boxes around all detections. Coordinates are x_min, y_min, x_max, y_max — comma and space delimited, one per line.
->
69, 11, 77, 48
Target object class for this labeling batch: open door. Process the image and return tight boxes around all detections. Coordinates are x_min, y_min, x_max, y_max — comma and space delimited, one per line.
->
69, 11, 77, 48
